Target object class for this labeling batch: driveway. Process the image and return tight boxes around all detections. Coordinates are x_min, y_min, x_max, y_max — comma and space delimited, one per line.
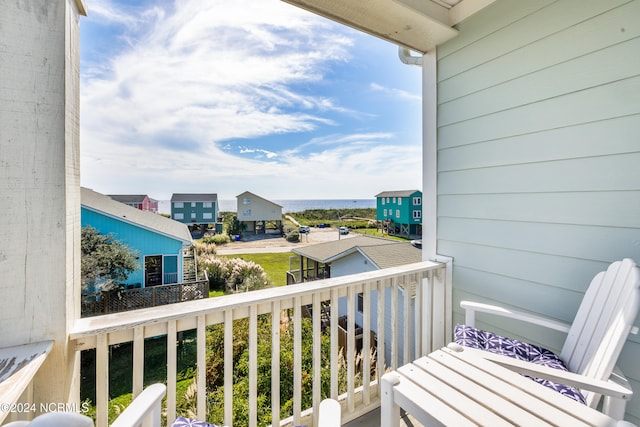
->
216, 227, 355, 255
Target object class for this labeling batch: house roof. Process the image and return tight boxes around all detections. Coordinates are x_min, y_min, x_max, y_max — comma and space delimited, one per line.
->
375, 190, 421, 198
82, 188, 192, 244
171, 193, 218, 202
108, 194, 148, 204
292, 235, 421, 269
236, 191, 283, 208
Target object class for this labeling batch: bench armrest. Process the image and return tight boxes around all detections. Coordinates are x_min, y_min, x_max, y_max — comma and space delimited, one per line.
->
111, 383, 166, 427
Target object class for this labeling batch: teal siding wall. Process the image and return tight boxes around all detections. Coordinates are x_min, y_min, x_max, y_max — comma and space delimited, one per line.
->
82, 207, 185, 286
436, 0, 640, 421
376, 191, 423, 224
171, 201, 218, 224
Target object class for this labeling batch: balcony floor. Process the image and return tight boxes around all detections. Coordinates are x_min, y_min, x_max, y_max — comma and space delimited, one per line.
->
344, 408, 422, 427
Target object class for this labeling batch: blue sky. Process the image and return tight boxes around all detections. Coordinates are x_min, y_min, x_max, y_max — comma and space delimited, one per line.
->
80, 0, 422, 201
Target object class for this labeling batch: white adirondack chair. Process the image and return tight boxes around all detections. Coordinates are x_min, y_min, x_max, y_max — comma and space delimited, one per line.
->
458, 258, 640, 419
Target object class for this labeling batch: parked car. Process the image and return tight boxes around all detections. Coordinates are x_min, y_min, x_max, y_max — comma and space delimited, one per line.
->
339, 226, 349, 235
299, 226, 310, 234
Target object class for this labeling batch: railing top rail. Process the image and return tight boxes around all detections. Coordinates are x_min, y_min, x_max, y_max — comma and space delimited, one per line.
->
70, 261, 443, 340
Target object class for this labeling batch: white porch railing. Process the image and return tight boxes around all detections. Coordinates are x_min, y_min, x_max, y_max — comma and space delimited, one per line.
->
70, 260, 451, 427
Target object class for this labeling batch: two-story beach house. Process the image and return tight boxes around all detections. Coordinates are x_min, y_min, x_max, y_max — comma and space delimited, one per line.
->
375, 190, 422, 238
2, 1, 640, 426
170, 193, 219, 227
236, 191, 283, 234
108, 194, 159, 213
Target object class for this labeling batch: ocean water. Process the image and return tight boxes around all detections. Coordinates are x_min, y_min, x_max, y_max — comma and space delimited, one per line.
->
158, 199, 375, 214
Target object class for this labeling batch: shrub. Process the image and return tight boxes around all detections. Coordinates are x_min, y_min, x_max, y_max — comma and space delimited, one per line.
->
194, 241, 217, 257
202, 235, 231, 245
199, 254, 269, 293
285, 230, 299, 243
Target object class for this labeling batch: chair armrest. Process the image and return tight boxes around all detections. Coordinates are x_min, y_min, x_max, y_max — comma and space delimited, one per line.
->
111, 383, 166, 427
460, 301, 571, 333
318, 399, 341, 427
452, 345, 632, 400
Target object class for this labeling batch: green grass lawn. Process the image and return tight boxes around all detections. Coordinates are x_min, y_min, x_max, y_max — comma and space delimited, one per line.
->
220, 252, 297, 287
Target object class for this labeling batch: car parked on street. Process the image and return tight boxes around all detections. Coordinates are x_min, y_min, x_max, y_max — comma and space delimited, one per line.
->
299, 225, 310, 234
339, 226, 349, 235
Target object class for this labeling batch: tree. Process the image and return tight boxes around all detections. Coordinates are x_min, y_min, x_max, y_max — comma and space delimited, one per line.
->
81, 226, 139, 293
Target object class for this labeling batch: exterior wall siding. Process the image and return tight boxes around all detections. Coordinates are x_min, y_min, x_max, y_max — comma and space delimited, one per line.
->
82, 208, 184, 286
436, 0, 640, 421
171, 201, 218, 224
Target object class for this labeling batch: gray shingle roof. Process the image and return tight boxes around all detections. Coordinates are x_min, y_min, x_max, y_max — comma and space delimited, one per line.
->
170, 193, 218, 202
82, 188, 192, 244
292, 235, 421, 268
375, 190, 420, 198
108, 194, 148, 204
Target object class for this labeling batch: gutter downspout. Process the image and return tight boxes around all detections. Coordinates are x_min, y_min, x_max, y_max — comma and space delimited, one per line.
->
398, 47, 424, 67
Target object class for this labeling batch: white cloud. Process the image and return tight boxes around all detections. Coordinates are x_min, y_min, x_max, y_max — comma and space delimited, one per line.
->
370, 82, 421, 102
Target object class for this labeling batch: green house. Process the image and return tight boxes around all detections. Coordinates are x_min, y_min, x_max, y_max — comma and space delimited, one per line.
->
375, 190, 422, 237
170, 193, 219, 226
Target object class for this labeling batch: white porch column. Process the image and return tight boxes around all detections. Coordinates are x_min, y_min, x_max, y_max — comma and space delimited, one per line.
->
422, 50, 438, 261
0, 0, 86, 408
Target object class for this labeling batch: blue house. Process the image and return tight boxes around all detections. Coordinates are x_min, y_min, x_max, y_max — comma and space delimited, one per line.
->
375, 190, 422, 237
82, 187, 194, 289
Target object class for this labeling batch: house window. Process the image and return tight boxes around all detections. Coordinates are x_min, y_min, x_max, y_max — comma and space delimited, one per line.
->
386, 197, 390, 203
413, 197, 422, 206
203, 202, 212, 208
243, 198, 251, 205
381, 198, 385, 205
413, 210, 422, 219
243, 209, 251, 216
174, 202, 183, 209
191, 212, 196, 219
174, 213, 184, 220
203, 213, 212, 220
396, 210, 400, 218
393, 197, 396, 203
357, 293, 363, 313
398, 198, 402, 206
383, 209, 387, 216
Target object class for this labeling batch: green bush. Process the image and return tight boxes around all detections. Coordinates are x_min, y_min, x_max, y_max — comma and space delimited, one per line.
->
285, 230, 299, 243
202, 234, 231, 245
199, 254, 269, 293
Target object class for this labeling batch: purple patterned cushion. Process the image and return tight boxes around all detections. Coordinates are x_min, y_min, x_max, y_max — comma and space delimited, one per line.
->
172, 417, 221, 427
454, 324, 586, 404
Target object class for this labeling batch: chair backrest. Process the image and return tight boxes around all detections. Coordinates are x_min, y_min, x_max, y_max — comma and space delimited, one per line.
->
560, 258, 640, 406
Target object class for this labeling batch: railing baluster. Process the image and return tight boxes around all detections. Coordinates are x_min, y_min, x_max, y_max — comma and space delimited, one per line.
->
249, 305, 257, 427
271, 300, 281, 427
312, 292, 321, 426
391, 277, 398, 370
133, 326, 144, 398
293, 296, 302, 425
347, 285, 355, 413
330, 288, 339, 399
377, 279, 385, 393
96, 333, 109, 427
224, 310, 233, 426
403, 275, 410, 365
197, 315, 206, 420
167, 320, 177, 424
362, 281, 371, 405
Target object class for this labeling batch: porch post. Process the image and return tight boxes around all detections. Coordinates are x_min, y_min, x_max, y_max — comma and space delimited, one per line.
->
0, 0, 86, 409
422, 50, 438, 261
